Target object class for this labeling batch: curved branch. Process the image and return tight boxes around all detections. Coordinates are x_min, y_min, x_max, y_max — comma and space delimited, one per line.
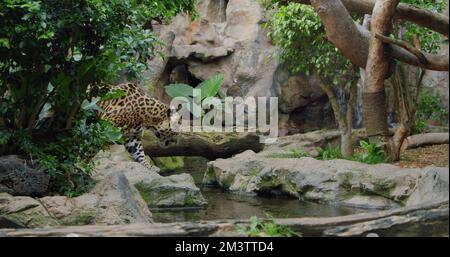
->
308, 0, 449, 71
375, 33, 428, 65
291, 0, 449, 37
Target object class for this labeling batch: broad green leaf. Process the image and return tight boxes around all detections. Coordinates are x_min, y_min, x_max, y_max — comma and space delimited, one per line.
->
165, 83, 194, 98
197, 74, 224, 100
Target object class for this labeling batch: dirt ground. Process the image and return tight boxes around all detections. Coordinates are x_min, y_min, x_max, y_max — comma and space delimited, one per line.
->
395, 144, 449, 168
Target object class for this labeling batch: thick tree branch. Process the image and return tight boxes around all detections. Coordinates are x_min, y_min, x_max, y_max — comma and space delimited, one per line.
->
374, 33, 428, 65
290, 0, 449, 37
308, 0, 449, 71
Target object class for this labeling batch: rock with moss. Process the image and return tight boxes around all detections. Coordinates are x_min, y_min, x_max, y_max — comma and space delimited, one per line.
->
0, 193, 59, 228
93, 145, 207, 209
152, 157, 185, 173
135, 174, 207, 208
0, 172, 153, 228
205, 150, 449, 209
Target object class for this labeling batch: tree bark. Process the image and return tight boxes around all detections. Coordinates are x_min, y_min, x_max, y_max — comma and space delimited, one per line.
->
401, 133, 450, 151
315, 74, 357, 158
308, 0, 449, 71
143, 130, 264, 160
316, 75, 353, 157
361, 0, 401, 161
342, 71, 358, 158
291, 0, 449, 37
363, 0, 400, 138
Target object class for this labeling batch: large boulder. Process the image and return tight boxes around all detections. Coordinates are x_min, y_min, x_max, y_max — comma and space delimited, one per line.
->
42, 172, 152, 226
0, 155, 50, 197
93, 145, 207, 208
0, 172, 152, 228
0, 193, 59, 228
204, 150, 449, 209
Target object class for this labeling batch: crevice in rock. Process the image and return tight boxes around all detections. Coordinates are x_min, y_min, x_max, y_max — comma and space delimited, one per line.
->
222, 0, 229, 22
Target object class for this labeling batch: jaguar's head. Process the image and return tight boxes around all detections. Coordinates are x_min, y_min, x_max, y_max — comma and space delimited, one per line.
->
149, 109, 181, 148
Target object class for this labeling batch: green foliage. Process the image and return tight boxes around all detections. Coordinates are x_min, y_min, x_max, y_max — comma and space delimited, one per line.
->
237, 215, 302, 237
197, 74, 224, 100
13, 100, 124, 196
291, 148, 310, 158
412, 90, 449, 134
266, 3, 354, 85
315, 144, 343, 160
0, 0, 196, 195
353, 141, 389, 164
1, 0, 197, 132
398, 0, 448, 54
285, 142, 389, 164
165, 74, 225, 117
165, 74, 224, 100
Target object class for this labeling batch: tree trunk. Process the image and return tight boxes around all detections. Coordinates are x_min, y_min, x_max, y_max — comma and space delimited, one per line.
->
341, 68, 359, 158
361, 0, 400, 160
315, 75, 355, 158
292, 0, 449, 37
363, 0, 399, 136
308, 0, 448, 71
340, 129, 353, 158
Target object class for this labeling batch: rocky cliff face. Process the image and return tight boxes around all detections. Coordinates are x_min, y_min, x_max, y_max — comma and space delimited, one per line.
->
141, 0, 336, 135
141, 0, 448, 135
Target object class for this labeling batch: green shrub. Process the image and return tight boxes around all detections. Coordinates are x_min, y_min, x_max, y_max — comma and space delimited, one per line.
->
291, 148, 310, 158
237, 215, 302, 237
352, 140, 389, 165
316, 144, 342, 160
0, 0, 196, 196
412, 90, 449, 134
16, 100, 124, 196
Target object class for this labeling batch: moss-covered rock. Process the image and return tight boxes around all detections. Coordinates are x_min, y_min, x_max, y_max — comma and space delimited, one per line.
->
135, 173, 207, 208
93, 145, 207, 209
152, 156, 185, 173
206, 150, 449, 209
0, 193, 59, 228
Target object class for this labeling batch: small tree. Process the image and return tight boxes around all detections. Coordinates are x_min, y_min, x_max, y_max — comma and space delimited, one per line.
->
266, 3, 359, 157
284, 0, 448, 161
0, 0, 197, 195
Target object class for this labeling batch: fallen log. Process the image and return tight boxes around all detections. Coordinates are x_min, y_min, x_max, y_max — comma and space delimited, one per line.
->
402, 133, 449, 151
142, 130, 264, 160
323, 204, 449, 236
0, 201, 447, 237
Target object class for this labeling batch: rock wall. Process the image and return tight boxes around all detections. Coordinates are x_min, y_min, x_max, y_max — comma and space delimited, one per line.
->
141, 0, 336, 135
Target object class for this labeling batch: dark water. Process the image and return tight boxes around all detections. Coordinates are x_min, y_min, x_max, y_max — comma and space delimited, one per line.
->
152, 157, 367, 223
150, 157, 449, 237
152, 187, 367, 223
